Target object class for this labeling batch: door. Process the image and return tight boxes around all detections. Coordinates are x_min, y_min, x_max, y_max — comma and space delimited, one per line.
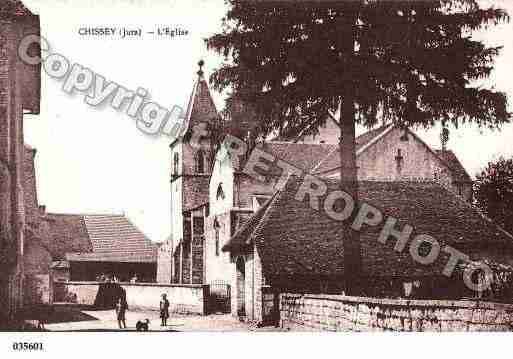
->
236, 256, 245, 317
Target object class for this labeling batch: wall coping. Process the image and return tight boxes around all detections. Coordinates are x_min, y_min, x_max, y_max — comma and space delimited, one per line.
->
281, 293, 513, 311
56, 281, 207, 289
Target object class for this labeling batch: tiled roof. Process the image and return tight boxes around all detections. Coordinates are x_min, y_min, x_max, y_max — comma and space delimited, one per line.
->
66, 215, 157, 263
46, 214, 92, 260
47, 213, 157, 263
224, 178, 513, 278
259, 142, 337, 173
312, 124, 391, 174
435, 149, 472, 183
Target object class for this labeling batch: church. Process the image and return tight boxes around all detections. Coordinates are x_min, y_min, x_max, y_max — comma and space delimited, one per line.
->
158, 63, 513, 323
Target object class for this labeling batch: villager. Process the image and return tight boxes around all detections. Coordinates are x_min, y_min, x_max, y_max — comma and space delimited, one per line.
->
116, 296, 128, 329
160, 293, 170, 326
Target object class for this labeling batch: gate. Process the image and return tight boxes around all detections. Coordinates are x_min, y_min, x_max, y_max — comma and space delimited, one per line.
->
209, 280, 231, 314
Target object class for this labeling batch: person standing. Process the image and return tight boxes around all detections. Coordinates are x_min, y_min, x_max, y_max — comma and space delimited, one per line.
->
116, 296, 128, 329
160, 293, 170, 326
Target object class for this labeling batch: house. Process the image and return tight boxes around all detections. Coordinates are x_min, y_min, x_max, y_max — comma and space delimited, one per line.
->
222, 177, 513, 322
0, 0, 41, 324
46, 213, 158, 282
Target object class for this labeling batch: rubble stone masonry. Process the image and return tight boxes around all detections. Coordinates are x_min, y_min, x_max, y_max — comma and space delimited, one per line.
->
280, 294, 513, 331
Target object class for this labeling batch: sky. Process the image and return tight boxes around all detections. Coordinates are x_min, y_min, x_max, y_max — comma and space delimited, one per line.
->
21, 0, 513, 243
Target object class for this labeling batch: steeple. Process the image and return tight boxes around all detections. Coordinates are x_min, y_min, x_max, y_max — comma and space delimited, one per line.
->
182, 60, 218, 137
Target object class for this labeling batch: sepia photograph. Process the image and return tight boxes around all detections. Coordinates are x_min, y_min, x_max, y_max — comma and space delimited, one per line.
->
1, 0, 513, 356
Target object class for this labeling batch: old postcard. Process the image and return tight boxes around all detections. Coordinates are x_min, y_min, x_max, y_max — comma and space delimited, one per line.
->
1, 0, 513, 356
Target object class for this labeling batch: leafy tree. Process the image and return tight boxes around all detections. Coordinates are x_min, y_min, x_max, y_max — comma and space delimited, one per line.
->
475, 157, 513, 235
207, 0, 510, 294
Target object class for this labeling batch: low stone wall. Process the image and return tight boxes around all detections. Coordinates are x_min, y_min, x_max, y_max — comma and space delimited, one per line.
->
280, 294, 513, 331
54, 282, 209, 315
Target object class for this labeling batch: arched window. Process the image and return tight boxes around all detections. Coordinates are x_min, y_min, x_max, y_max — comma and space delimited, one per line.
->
213, 218, 221, 256
173, 153, 179, 175
216, 183, 225, 200
196, 150, 205, 173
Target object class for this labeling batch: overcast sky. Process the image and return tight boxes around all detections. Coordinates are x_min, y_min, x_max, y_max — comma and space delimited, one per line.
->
22, 0, 513, 242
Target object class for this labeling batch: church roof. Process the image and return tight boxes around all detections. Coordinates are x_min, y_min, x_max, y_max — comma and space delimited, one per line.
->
182, 66, 218, 136
435, 149, 472, 183
224, 177, 513, 279
258, 142, 337, 173
47, 213, 157, 263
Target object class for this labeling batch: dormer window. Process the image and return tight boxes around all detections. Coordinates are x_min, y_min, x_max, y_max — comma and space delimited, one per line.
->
252, 195, 271, 211
196, 150, 206, 174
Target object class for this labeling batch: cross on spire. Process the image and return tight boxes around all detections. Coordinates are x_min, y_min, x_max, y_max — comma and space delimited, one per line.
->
197, 59, 205, 77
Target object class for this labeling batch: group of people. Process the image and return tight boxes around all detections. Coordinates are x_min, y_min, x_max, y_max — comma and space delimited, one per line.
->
96, 273, 144, 283
115, 293, 170, 329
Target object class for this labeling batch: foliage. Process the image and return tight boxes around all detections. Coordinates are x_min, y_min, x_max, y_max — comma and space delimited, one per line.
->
207, 0, 510, 141
475, 156, 513, 235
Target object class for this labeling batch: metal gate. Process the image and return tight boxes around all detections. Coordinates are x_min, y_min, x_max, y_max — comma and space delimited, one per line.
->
209, 280, 231, 314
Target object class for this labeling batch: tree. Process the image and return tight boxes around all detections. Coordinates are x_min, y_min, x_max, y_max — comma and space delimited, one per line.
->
475, 157, 513, 235
207, 0, 510, 294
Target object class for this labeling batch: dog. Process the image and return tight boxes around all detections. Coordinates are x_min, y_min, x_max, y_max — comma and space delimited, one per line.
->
136, 319, 150, 331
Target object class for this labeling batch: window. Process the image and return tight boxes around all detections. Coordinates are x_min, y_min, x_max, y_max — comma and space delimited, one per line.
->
214, 218, 221, 257
216, 184, 225, 200
173, 153, 179, 175
196, 150, 205, 173
215, 230, 220, 256
395, 149, 404, 172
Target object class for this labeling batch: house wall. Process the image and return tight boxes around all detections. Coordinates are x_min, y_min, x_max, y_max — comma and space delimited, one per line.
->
228, 246, 265, 323
0, 20, 28, 323
204, 212, 233, 285
296, 117, 340, 144
322, 127, 471, 202
156, 240, 172, 284
209, 145, 235, 216
23, 241, 52, 305
280, 294, 513, 331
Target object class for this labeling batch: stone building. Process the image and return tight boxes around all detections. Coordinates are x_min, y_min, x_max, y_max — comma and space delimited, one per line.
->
47, 213, 158, 282
22, 145, 53, 306
0, 0, 41, 325
160, 65, 504, 323
223, 178, 513, 322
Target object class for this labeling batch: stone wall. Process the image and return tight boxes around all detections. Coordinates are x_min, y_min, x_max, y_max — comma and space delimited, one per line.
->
53, 282, 209, 315
280, 294, 513, 331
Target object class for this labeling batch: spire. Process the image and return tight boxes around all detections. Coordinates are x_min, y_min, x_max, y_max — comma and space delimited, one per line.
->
183, 60, 218, 136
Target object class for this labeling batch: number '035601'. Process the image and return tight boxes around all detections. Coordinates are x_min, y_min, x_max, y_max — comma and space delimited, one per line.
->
12, 342, 43, 351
